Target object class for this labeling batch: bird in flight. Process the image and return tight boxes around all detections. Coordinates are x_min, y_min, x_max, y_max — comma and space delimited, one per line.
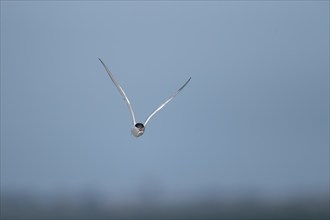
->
98, 58, 191, 137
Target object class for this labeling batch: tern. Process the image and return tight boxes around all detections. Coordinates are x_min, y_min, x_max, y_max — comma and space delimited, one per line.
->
98, 58, 191, 137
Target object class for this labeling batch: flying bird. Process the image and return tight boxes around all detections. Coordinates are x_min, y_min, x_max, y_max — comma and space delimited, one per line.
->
98, 58, 191, 137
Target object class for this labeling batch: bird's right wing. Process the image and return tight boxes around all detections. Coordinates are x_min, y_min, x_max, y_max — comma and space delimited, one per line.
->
144, 77, 191, 126
98, 58, 136, 126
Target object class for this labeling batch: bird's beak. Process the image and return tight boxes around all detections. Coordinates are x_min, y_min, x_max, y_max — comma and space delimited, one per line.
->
137, 130, 144, 137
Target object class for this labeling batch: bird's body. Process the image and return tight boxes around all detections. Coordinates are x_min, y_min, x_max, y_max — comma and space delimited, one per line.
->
98, 58, 191, 137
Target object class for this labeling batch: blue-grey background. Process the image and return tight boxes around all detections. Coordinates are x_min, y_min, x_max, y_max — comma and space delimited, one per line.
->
1, 1, 329, 218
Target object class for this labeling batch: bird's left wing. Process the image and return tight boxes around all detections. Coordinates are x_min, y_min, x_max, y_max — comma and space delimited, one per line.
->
144, 77, 191, 126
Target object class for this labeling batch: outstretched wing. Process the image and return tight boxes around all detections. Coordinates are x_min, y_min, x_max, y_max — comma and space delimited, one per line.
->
144, 77, 191, 126
98, 58, 136, 126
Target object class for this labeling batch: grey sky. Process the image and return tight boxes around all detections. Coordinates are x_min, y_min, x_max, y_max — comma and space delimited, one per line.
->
1, 1, 329, 200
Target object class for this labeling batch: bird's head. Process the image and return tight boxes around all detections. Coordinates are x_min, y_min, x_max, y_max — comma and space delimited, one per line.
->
131, 123, 145, 137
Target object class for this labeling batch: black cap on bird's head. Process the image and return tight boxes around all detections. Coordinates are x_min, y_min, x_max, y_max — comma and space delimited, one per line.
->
135, 123, 145, 131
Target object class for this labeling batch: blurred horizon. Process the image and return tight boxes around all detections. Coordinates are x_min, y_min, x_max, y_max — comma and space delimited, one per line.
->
2, 185, 329, 219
